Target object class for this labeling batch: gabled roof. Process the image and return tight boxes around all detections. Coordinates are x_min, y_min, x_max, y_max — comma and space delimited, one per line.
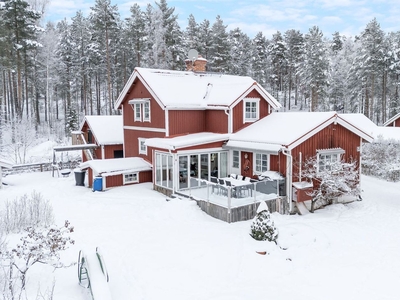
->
80, 115, 123, 145
145, 132, 230, 151
228, 111, 374, 151
383, 112, 400, 127
115, 68, 281, 110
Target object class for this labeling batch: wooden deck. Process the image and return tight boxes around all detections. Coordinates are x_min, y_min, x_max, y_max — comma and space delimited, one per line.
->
177, 179, 289, 223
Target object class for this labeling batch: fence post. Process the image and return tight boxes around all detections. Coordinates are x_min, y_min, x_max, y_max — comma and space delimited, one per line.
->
227, 187, 231, 223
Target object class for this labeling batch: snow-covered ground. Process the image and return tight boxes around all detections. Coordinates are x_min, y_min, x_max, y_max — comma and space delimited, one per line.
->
0, 171, 399, 300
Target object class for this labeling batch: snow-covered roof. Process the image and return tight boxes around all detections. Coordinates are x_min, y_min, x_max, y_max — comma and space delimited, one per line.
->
338, 113, 378, 138
383, 112, 400, 127
81, 115, 123, 145
373, 126, 400, 142
80, 157, 152, 175
145, 132, 230, 151
115, 68, 281, 110
0, 159, 13, 169
229, 111, 374, 151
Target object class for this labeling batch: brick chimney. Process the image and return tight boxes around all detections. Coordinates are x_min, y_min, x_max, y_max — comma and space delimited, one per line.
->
185, 55, 207, 72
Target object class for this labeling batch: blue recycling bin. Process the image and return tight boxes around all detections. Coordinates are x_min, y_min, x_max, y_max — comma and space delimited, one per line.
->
93, 176, 103, 192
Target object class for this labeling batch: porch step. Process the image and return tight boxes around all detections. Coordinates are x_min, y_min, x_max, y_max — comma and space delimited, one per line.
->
295, 201, 310, 215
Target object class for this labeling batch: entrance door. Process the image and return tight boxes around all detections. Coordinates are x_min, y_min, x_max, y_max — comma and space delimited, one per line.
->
241, 152, 253, 177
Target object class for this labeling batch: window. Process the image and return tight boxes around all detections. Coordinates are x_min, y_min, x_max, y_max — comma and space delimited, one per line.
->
244, 98, 260, 122
232, 150, 239, 168
138, 138, 147, 155
317, 149, 345, 172
255, 153, 269, 173
143, 102, 150, 121
130, 99, 151, 122
134, 103, 141, 121
124, 172, 138, 184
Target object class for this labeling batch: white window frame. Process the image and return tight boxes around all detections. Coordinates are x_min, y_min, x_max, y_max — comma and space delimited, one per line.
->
143, 101, 150, 122
232, 150, 239, 168
123, 172, 139, 185
138, 138, 147, 155
129, 99, 151, 122
243, 98, 260, 123
317, 148, 345, 172
134, 103, 141, 121
255, 153, 269, 173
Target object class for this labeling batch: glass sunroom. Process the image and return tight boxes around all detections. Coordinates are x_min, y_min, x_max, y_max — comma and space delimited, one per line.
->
146, 133, 231, 194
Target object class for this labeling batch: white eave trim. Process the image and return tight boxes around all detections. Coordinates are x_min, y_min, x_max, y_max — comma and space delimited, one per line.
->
224, 140, 281, 155
383, 112, 400, 127
128, 98, 150, 104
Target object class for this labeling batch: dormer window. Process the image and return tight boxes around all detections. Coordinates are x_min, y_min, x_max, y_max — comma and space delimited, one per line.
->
244, 98, 260, 122
129, 98, 151, 122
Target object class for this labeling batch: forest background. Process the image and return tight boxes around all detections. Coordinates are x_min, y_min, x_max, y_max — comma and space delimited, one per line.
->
1, 0, 400, 163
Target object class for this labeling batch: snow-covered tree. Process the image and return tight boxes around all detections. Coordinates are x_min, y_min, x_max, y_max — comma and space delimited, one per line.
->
228, 28, 252, 76
268, 31, 287, 105
284, 29, 303, 110
300, 156, 360, 212
197, 19, 212, 60
251, 31, 269, 87
300, 26, 329, 112
250, 202, 278, 243
208, 15, 230, 73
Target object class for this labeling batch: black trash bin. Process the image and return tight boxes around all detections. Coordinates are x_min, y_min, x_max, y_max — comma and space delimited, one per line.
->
74, 169, 86, 186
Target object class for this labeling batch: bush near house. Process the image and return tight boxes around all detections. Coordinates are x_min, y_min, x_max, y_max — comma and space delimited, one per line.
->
362, 138, 400, 182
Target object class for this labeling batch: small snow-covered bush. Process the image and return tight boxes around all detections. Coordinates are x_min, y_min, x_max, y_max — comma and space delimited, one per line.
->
0, 191, 54, 234
250, 203, 278, 243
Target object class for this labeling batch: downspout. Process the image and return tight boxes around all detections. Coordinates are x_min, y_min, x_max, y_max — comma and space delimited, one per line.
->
299, 152, 302, 182
281, 147, 293, 213
224, 108, 231, 133
101, 145, 105, 160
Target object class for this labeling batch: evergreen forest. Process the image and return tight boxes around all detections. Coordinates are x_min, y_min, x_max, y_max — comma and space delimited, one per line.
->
1, 0, 400, 162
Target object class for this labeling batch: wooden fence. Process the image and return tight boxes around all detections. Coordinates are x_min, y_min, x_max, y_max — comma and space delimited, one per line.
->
3, 160, 81, 175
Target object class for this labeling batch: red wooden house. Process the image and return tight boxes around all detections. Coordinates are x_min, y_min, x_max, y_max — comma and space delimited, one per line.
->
113, 58, 281, 195
81, 56, 375, 214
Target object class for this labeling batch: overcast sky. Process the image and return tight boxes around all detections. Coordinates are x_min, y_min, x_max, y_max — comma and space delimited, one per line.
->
44, 0, 400, 38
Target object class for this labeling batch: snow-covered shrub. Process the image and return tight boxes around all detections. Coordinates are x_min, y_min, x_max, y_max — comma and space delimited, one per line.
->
362, 137, 400, 182
0, 191, 54, 234
0, 221, 74, 296
300, 156, 360, 212
250, 203, 278, 243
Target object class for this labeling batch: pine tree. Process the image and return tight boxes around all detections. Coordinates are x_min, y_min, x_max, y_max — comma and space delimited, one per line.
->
228, 28, 252, 76
268, 31, 287, 107
1, 0, 42, 119
124, 4, 146, 70
197, 19, 212, 60
300, 26, 329, 111
183, 14, 200, 53
251, 32, 269, 87
250, 204, 278, 243
208, 15, 230, 73
284, 29, 304, 109
89, 0, 120, 115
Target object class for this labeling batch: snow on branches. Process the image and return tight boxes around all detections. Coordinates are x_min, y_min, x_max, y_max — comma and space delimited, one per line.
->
299, 156, 360, 212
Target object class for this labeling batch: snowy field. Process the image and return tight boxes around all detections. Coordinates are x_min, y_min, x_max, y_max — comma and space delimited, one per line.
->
0, 171, 399, 300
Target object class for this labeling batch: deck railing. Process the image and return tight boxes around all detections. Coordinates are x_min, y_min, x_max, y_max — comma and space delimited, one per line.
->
178, 177, 289, 222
